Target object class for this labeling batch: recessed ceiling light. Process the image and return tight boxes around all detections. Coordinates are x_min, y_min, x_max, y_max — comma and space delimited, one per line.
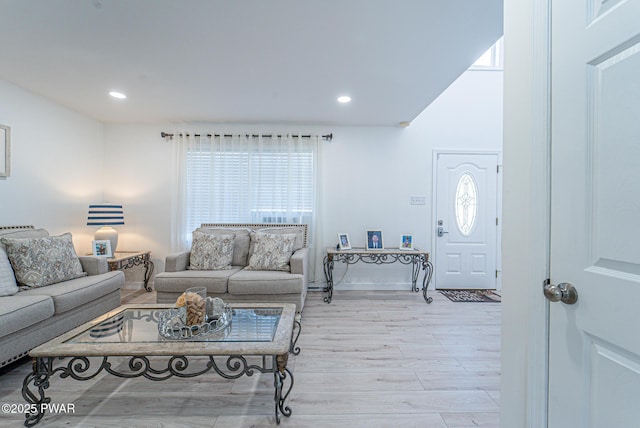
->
109, 91, 127, 99
337, 95, 351, 104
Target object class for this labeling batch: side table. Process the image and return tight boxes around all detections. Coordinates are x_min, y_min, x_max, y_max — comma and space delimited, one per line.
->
108, 251, 154, 292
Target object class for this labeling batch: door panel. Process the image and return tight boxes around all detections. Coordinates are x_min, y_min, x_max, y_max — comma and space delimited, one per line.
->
549, 0, 640, 426
435, 153, 498, 289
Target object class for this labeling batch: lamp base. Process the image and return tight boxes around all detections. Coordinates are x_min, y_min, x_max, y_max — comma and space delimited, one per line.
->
95, 227, 118, 255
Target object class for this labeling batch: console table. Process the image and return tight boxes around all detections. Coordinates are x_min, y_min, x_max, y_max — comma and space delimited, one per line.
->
108, 251, 154, 291
323, 247, 433, 304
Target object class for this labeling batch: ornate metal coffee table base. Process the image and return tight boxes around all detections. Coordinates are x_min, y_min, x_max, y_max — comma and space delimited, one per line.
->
22, 354, 294, 426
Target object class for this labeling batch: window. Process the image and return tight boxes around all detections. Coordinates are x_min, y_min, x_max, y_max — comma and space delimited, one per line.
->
470, 37, 503, 70
181, 134, 317, 242
455, 172, 478, 236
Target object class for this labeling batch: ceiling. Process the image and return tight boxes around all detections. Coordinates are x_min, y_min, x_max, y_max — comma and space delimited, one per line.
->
0, 0, 503, 127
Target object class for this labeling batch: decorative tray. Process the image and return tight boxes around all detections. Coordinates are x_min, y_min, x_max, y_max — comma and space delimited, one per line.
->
157, 304, 233, 340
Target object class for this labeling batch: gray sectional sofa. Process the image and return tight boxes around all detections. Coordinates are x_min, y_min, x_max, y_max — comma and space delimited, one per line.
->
0, 226, 124, 368
154, 223, 308, 313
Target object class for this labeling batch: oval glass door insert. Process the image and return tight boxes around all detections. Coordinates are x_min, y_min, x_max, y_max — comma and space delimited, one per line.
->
455, 173, 478, 236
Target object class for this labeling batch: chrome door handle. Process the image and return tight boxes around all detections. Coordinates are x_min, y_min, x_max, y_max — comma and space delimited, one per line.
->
437, 226, 449, 237
543, 281, 578, 305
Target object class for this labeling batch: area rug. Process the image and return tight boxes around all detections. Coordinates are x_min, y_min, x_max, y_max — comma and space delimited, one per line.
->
439, 289, 501, 303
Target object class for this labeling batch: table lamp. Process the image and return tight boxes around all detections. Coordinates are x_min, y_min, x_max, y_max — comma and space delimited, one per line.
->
87, 203, 124, 254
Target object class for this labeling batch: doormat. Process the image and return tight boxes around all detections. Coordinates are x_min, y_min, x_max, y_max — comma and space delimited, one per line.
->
439, 289, 501, 303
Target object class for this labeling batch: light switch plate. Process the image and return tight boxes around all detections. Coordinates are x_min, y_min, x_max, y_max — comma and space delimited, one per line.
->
410, 195, 426, 205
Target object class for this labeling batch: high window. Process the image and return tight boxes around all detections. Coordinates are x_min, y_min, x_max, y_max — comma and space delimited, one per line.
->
470, 37, 504, 70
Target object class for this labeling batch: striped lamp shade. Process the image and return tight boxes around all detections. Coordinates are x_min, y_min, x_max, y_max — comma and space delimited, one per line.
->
87, 204, 125, 226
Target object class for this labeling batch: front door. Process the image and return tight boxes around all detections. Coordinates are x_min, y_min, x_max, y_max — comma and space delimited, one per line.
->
434, 152, 499, 289
549, 0, 640, 426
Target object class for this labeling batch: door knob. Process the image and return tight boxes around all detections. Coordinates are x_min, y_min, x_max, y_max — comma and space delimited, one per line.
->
543, 281, 578, 305
437, 226, 449, 237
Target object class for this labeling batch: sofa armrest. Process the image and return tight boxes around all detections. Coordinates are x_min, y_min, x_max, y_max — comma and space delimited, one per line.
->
78, 256, 108, 275
165, 251, 191, 272
290, 247, 309, 276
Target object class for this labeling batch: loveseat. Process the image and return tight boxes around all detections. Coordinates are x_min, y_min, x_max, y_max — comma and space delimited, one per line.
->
154, 223, 308, 313
0, 225, 124, 368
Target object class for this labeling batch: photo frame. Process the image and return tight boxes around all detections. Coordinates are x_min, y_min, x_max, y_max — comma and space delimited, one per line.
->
366, 230, 384, 250
0, 125, 10, 178
400, 234, 414, 250
337, 233, 351, 250
92, 240, 112, 257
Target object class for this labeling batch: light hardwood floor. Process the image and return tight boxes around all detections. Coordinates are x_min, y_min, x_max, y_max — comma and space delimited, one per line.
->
0, 289, 501, 427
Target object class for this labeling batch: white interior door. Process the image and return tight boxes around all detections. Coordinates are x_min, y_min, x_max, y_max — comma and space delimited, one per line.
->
549, 0, 640, 426
434, 152, 498, 290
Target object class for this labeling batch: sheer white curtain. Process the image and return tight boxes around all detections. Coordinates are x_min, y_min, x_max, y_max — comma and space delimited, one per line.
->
171, 132, 323, 282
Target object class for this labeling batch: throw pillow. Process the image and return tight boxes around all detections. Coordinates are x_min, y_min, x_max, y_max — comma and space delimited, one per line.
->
257, 227, 305, 251
195, 227, 250, 266
0, 246, 19, 296
246, 232, 296, 271
1, 233, 86, 288
189, 232, 235, 270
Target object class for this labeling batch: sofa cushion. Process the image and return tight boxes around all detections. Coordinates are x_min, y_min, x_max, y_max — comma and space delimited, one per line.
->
228, 269, 304, 295
196, 228, 251, 266
0, 246, 18, 296
154, 267, 244, 295
0, 294, 55, 338
189, 231, 235, 270
246, 232, 296, 271
1, 233, 86, 289
257, 227, 305, 251
18, 271, 123, 315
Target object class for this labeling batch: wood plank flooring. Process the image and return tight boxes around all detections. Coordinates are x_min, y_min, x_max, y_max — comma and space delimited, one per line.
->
0, 289, 501, 427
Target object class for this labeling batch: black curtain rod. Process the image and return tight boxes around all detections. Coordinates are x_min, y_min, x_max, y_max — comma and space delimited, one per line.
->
161, 132, 332, 141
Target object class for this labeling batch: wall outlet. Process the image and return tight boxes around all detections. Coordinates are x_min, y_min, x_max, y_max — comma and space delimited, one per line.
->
410, 195, 426, 205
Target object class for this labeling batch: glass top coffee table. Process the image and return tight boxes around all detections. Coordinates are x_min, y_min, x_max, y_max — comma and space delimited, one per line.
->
21, 303, 297, 427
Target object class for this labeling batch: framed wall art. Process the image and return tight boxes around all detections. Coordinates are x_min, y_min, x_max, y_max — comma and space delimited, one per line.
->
0, 125, 10, 177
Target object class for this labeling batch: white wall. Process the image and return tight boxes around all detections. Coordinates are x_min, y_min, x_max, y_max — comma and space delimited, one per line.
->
0, 67, 502, 288
0, 80, 104, 251
103, 69, 503, 287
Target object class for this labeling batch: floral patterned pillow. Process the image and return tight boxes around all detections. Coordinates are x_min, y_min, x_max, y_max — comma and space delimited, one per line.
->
1, 233, 86, 289
189, 232, 235, 270
246, 232, 296, 271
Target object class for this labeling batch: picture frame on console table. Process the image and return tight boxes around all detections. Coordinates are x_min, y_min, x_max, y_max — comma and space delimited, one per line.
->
337, 233, 351, 250
92, 240, 112, 257
400, 234, 414, 250
0, 124, 10, 177
366, 230, 384, 250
